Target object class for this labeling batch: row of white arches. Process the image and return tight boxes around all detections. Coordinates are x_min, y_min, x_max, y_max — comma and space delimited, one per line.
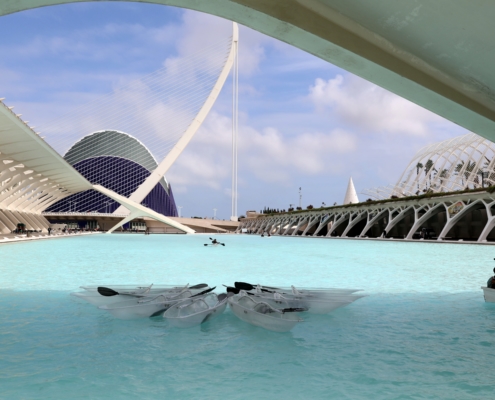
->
238, 191, 495, 243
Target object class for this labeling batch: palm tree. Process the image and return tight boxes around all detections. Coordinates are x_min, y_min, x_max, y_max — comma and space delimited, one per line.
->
465, 161, 477, 188
454, 161, 465, 187
439, 169, 449, 189
415, 162, 423, 191
424, 159, 436, 189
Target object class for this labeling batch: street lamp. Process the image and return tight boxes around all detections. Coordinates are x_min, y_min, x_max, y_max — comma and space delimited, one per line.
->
105, 201, 111, 214
73, 201, 78, 212
178, 206, 183, 218
213, 208, 217, 219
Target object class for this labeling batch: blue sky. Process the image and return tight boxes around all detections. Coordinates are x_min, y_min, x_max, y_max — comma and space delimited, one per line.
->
0, 2, 469, 219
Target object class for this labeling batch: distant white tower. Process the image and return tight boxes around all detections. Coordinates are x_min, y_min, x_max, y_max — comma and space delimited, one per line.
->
230, 22, 239, 222
343, 177, 359, 205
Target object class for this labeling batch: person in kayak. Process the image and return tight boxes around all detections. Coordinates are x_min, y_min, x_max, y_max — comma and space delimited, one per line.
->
211, 238, 218, 244
488, 267, 495, 288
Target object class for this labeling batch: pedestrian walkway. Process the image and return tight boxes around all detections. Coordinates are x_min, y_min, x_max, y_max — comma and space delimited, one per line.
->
0, 231, 101, 245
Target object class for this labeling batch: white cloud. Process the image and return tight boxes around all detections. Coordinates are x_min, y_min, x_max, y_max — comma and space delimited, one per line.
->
309, 74, 445, 136
243, 126, 357, 181
168, 11, 269, 76
168, 111, 358, 191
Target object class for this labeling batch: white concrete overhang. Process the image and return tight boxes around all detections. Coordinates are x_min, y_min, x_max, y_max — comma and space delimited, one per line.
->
0, 101, 93, 195
3, 1, 495, 141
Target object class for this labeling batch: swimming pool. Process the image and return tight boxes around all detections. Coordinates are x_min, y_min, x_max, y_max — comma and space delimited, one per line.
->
0, 234, 493, 399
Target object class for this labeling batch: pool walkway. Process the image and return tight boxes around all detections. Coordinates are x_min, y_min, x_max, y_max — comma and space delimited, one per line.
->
0, 231, 101, 244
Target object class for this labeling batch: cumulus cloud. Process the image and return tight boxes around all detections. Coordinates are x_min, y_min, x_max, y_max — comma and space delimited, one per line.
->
242, 127, 357, 179
309, 74, 445, 136
168, 11, 268, 76
167, 111, 358, 191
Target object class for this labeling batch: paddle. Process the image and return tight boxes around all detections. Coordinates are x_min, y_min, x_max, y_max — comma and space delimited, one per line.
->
209, 237, 225, 246
224, 286, 255, 295
97, 286, 120, 297
192, 286, 216, 297
190, 283, 208, 289
204, 243, 225, 246
280, 307, 307, 313
234, 282, 275, 293
98, 283, 204, 297
97, 286, 157, 297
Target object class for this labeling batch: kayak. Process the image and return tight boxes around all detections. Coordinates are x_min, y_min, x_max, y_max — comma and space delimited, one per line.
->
228, 291, 303, 332
163, 293, 228, 328
79, 284, 193, 293
231, 283, 365, 313
258, 293, 363, 314
97, 288, 215, 320
71, 284, 209, 307
235, 282, 362, 297
481, 286, 495, 302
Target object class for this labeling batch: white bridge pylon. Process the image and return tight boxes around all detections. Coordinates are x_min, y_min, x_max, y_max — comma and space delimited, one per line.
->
93, 185, 194, 234
111, 23, 239, 232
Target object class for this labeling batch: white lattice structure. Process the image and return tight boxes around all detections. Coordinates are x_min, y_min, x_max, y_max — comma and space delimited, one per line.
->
238, 189, 495, 243
392, 133, 495, 198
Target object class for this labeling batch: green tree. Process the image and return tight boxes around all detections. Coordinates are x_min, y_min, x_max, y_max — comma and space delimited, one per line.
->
439, 169, 449, 188
465, 161, 477, 188
455, 161, 465, 187
424, 159, 437, 189
415, 162, 424, 191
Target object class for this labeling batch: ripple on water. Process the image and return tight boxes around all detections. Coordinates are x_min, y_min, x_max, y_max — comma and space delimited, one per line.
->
0, 235, 494, 399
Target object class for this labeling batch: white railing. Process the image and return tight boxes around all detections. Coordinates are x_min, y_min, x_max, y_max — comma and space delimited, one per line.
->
42, 212, 128, 218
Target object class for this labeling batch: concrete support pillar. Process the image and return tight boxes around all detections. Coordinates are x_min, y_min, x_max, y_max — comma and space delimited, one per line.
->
313, 215, 331, 236
437, 200, 482, 240
0, 210, 16, 230
326, 213, 349, 237
267, 219, 279, 234
0, 217, 9, 234
342, 211, 367, 237
282, 217, 296, 235
478, 216, 495, 242
302, 216, 320, 236
291, 218, 308, 236
406, 203, 446, 239
31, 213, 50, 230
360, 209, 388, 237
21, 212, 42, 230
274, 218, 288, 235
10, 210, 33, 230
257, 220, 270, 234
383, 206, 413, 236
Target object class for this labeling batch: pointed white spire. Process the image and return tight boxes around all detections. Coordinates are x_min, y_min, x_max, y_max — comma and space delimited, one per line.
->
343, 177, 359, 205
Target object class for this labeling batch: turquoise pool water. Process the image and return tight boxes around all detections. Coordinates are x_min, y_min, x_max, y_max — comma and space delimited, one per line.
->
0, 234, 494, 399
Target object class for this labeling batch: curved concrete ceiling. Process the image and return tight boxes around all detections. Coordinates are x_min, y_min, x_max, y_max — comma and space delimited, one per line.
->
3, 0, 494, 142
